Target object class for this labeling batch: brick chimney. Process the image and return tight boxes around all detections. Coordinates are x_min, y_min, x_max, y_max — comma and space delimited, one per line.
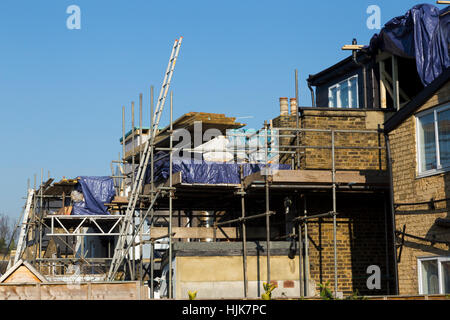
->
290, 98, 298, 116
280, 97, 289, 116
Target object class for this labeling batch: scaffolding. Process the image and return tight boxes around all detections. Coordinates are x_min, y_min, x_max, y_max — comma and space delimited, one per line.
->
6, 40, 391, 298
6, 86, 390, 299
107, 91, 388, 298
7, 98, 389, 298
5, 176, 118, 279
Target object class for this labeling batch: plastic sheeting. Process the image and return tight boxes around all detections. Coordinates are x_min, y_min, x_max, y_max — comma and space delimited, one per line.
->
72, 176, 115, 215
369, 4, 449, 86
190, 130, 281, 163
143, 152, 291, 185
192, 135, 234, 162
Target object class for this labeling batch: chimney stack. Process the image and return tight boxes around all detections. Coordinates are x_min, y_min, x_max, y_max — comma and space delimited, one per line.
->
279, 97, 289, 116
290, 98, 298, 116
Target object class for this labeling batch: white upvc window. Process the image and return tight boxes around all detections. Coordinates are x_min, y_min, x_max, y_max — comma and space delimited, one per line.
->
417, 256, 450, 295
328, 75, 359, 108
416, 103, 450, 176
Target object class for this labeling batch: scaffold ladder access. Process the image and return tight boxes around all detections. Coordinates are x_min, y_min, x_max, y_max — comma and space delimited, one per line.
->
13, 189, 35, 265
107, 37, 183, 281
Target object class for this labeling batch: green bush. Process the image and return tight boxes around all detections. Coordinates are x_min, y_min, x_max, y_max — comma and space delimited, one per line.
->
318, 281, 334, 300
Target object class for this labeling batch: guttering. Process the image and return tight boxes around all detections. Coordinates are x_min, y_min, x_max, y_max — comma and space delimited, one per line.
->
307, 80, 316, 107
384, 133, 399, 295
352, 39, 368, 109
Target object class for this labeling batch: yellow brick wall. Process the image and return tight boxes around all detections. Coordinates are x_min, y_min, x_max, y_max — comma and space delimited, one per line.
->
301, 110, 387, 170
305, 193, 393, 296
272, 110, 395, 296
273, 110, 390, 171
389, 82, 450, 295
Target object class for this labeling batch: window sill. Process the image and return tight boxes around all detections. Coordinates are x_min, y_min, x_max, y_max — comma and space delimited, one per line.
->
416, 167, 450, 179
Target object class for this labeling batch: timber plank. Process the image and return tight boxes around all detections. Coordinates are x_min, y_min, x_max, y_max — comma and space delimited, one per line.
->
91, 282, 138, 300
0, 284, 40, 300
40, 283, 88, 300
244, 169, 388, 188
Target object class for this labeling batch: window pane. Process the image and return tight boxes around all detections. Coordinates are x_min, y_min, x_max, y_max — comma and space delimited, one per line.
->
443, 261, 450, 294
418, 113, 437, 172
349, 77, 358, 108
421, 260, 439, 294
329, 87, 337, 108
340, 80, 349, 108
438, 108, 450, 168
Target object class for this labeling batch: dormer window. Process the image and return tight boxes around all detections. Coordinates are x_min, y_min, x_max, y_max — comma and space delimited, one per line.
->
328, 75, 358, 108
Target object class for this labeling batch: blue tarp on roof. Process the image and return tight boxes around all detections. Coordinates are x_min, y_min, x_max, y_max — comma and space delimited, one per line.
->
369, 4, 450, 86
142, 152, 291, 185
72, 176, 115, 215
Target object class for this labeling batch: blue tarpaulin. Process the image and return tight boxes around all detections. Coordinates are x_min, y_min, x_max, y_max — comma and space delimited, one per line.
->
72, 176, 115, 215
143, 152, 291, 185
369, 4, 449, 86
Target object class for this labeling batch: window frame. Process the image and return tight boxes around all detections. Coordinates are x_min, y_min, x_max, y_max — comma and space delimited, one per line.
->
417, 256, 450, 295
328, 75, 359, 108
415, 103, 450, 177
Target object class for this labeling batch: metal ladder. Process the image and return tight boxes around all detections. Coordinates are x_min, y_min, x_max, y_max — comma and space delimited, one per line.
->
107, 37, 183, 281
12, 189, 35, 266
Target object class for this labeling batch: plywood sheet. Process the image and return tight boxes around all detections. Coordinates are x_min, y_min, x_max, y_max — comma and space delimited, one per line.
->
2, 266, 41, 284
0, 281, 144, 300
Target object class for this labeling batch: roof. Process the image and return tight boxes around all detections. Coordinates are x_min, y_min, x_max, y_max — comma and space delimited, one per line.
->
42, 177, 78, 196
0, 259, 48, 283
384, 67, 450, 133
152, 112, 246, 148
309, 4, 449, 88
307, 51, 371, 86
368, 4, 449, 86
122, 112, 246, 161
120, 113, 246, 145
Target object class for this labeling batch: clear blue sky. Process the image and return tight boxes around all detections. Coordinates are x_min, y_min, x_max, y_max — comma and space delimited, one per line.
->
0, 0, 427, 221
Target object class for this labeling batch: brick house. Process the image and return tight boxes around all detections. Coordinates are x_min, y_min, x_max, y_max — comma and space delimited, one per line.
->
297, 4, 449, 296
383, 68, 450, 295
